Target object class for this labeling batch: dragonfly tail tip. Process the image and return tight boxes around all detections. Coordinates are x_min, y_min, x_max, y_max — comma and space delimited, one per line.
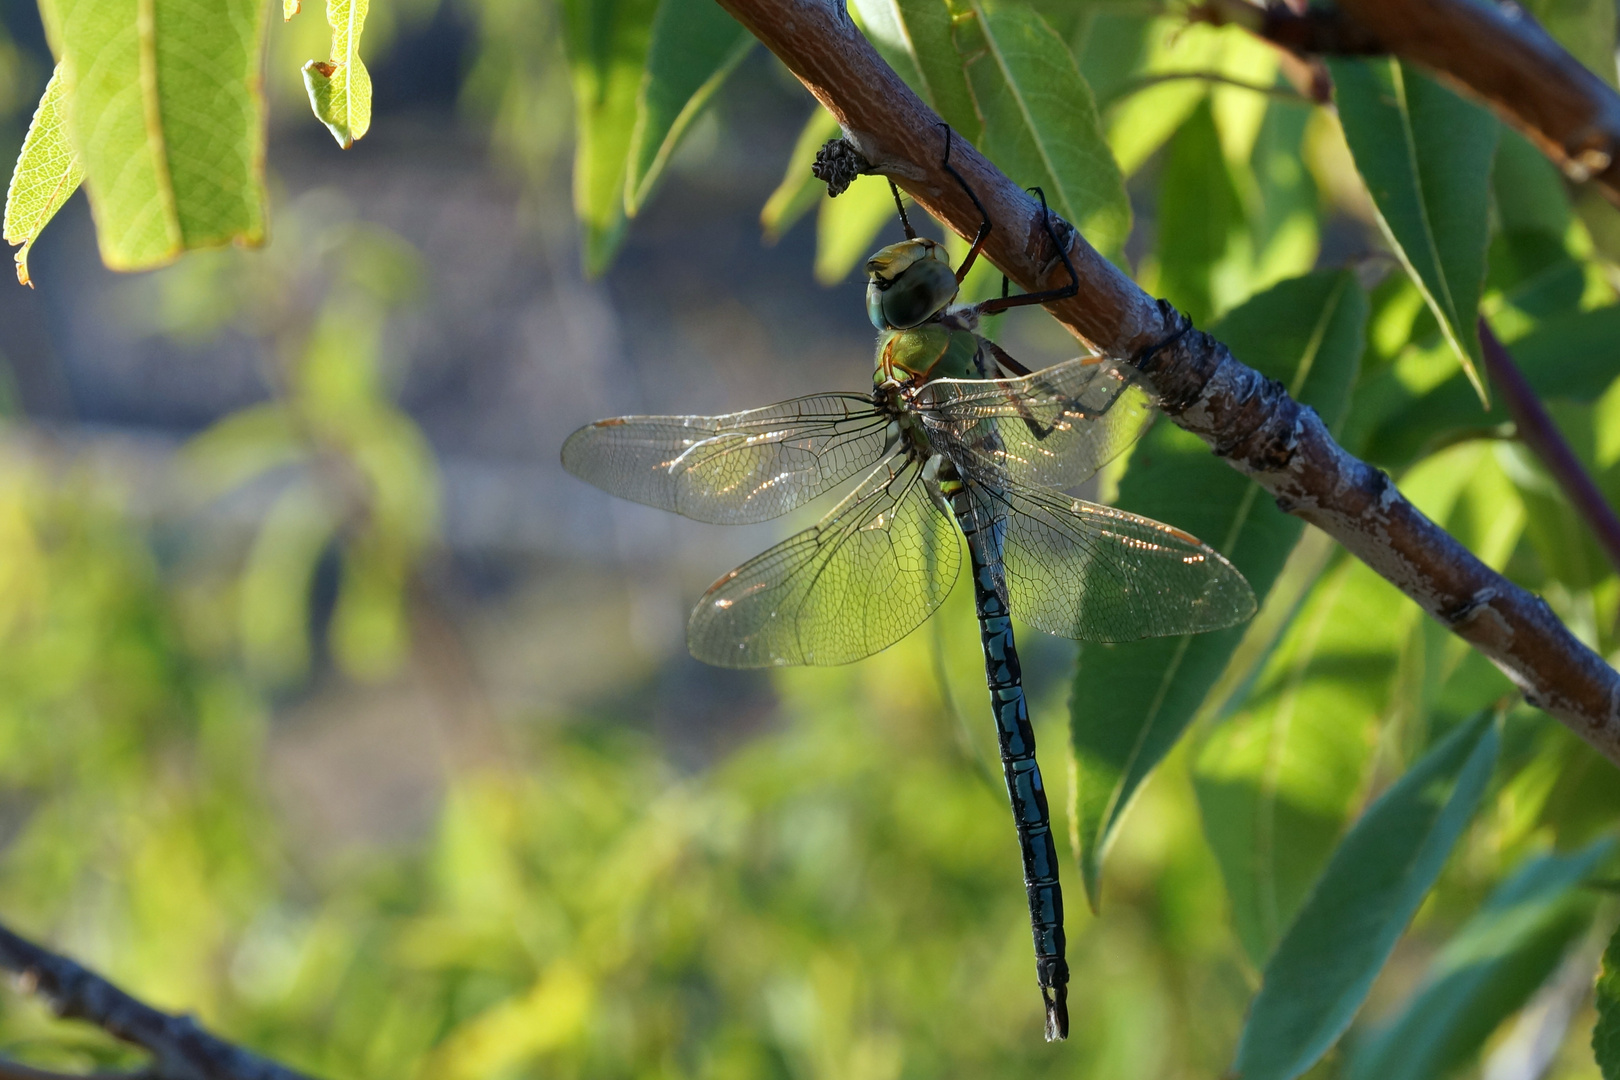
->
1042, 987, 1069, 1042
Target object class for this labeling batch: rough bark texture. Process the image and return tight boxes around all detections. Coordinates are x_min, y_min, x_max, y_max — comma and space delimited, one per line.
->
712, 0, 1620, 766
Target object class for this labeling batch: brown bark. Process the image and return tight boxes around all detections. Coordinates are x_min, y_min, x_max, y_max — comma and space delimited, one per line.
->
1198, 0, 1620, 204
713, 0, 1620, 766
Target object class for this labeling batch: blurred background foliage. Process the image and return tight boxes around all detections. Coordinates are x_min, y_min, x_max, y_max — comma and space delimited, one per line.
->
0, 0, 1619, 1076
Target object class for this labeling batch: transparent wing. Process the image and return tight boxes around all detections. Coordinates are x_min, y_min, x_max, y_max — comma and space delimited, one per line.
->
916, 357, 1154, 491
688, 455, 961, 668
965, 481, 1255, 642
561, 393, 890, 524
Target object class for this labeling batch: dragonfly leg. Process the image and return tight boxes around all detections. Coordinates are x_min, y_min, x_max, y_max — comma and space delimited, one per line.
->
976, 186, 1080, 318
889, 180, 917, 240
939, 125, 993, 285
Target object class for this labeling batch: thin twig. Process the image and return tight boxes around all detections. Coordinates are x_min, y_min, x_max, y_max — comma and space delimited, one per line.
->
1479, 319, 1620, 577
0, 922, 321, 1080
1204, 0, 1620, 205
711, 0, 1620, 766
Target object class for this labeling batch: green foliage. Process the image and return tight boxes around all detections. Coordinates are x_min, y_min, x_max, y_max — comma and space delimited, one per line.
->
1233, 711, 1501, 1080
1330, 58, 1498, 401
1072, 270, 1365, 910
301, 0, 374, 149
2, 64, 79, 285
31, 0, 269, 270
1600, 918, 1620, 1078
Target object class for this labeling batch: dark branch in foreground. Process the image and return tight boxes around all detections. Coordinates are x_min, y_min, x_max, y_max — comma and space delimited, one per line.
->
1480, 320, 1620, 577
712, 0, 1620, 767
1197, 0, 1620, 206
0, 922, 320, 1080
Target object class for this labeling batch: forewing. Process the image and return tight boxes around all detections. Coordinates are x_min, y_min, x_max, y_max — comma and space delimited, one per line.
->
918, 357, 1154, 490
975, 481, 1255, 641
561, 393, 889, 524
688, 456, 961, 667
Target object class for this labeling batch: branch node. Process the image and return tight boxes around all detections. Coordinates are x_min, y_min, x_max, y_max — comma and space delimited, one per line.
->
811, 138, 871, 196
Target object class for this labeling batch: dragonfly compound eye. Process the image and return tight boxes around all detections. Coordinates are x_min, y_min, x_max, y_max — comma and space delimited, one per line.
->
865, 239, 958, 330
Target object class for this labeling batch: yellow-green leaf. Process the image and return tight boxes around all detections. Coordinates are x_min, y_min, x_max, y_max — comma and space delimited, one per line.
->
303, 0, 373, 149
762, 107, 841, 244
36, 0, 271, 270
3, 64, 82, 286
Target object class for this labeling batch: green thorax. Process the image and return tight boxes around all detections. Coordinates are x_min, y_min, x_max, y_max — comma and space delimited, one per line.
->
875, 324, 983, 385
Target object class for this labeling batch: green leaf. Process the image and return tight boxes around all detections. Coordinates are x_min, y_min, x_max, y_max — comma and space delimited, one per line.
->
815, 173, 897, 285
1232, 711, 1501, 1080
624, 0, 752, 215
303, 0, 373, 149
1359, 303, 1620, 468
850, 0, 980, 140
562, 0, 659, 276
1154, 97, 1243, 327
1526, 0, 1618, 88
1193, 557, 1411, 963
37, 0, 270, 270
958, 3, 1129, 260
3, 64, 82, 286
1071, 270, 1365, 909
1330, 58, 1498, 403
1349, 839, 1612, 1080
1598, 917, 1620, 1079
761, 107, 841, 244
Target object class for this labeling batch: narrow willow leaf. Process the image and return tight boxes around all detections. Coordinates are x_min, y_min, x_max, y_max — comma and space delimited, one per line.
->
762, 108, 841, 244
1349, 839, 1612, 1080
815, 173, 897, 285
1072, 270, 1365, 909
1599, 918, 1620, 1079
1155, 98, 1243, 327
1330, 58, 1497, 403
1233, 712, 1501, 1080
37, 0, 270, 270
3, 65, 82, 286
303, 0, 372, 149
850, 0, 980, 139
1527, 0, 1618, 87
625, 0, 752, 215
958, 2, 1129, 260
562, 0, 659, 276
1359, 303, 1620, 469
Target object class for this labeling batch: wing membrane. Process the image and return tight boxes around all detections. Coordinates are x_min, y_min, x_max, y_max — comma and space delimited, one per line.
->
965, 481, 1255, 642
688, 456, 961, 667
561, 394, 889, 524
917, 357, 1153, 491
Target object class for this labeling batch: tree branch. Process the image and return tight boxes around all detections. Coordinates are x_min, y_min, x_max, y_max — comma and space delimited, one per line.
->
0, 922, 321, 1080
1480, 319, 1620, 577
1197, 0, 1620, 204
712, 0, 1620, 766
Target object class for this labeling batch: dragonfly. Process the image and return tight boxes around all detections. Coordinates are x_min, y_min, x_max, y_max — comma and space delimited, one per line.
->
561, 130, 1256, 1042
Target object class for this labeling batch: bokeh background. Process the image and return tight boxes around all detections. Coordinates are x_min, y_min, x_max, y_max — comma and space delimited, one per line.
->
0, 1, 1616, 1077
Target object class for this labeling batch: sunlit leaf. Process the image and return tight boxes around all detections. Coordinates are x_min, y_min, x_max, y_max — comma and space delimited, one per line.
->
625, 0, 752, 215
1072, 270, 1365, 909
3, 64, 82, 286
958, 2, 1129, 260
1155, 98, 1242, 326
850, 0, 980, 140
1330, 58, 1497, 402
1349, 839, 1612, 1080
762, 107, 841, 244
1526, 0, 1618, 87
561, 0, 659, 276
303, 0, 373, 149
1232, 711, 1501, 1080
36, 0, 270, 270
816, 172, 898, 285
1599, 918, 1620, 1079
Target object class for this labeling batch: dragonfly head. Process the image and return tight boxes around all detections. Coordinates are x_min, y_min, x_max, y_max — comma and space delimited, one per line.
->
866, 239, 958, 331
